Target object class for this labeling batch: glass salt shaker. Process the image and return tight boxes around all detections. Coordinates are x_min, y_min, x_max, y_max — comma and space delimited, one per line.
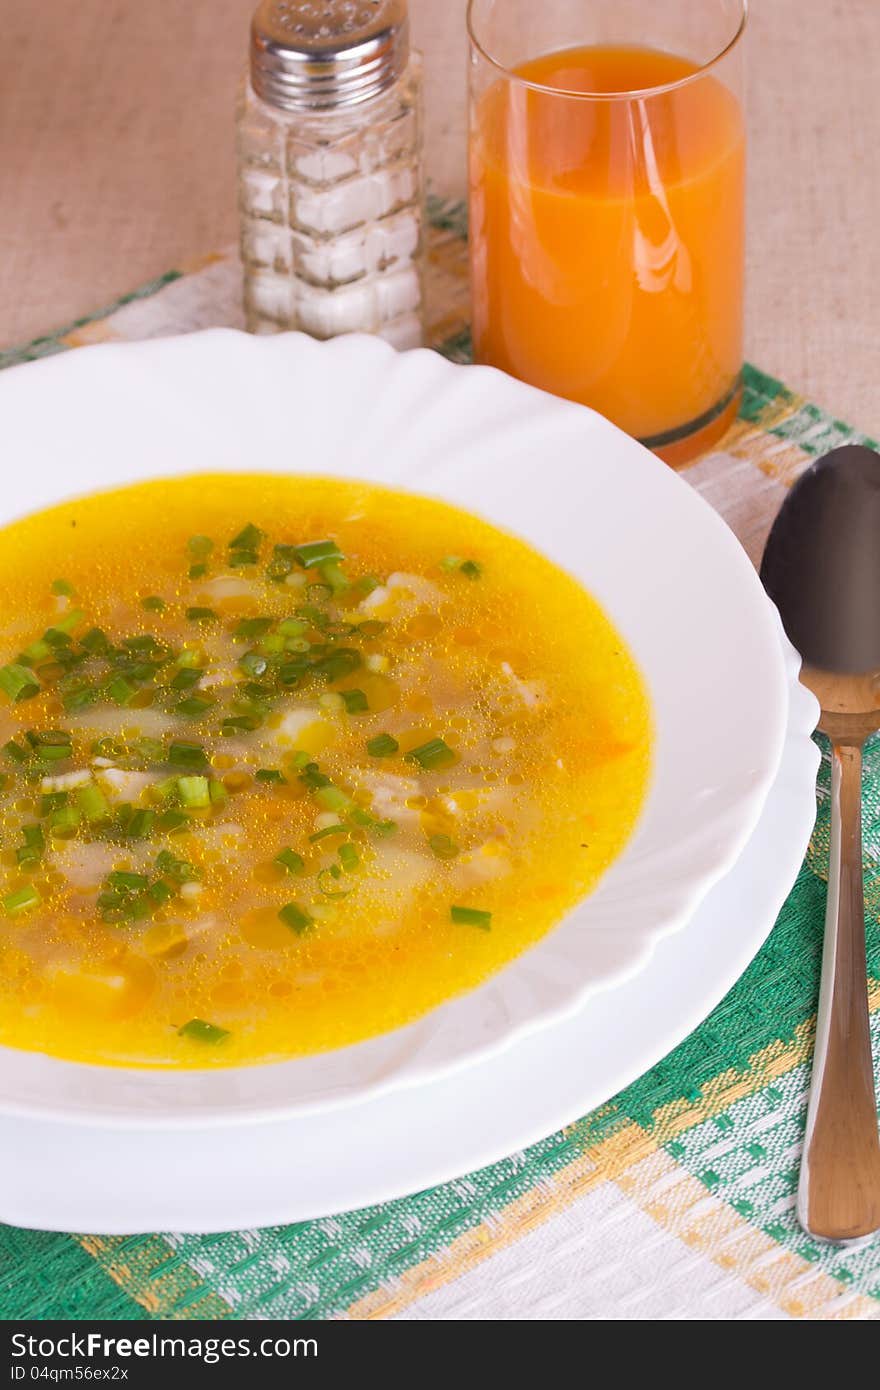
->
237, 0, 426, 348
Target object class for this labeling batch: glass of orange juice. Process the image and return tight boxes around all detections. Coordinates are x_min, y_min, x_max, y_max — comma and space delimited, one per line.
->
468, 0, 747, 465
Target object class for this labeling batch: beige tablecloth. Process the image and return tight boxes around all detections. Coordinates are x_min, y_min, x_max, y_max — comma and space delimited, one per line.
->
0, 0, 879, 437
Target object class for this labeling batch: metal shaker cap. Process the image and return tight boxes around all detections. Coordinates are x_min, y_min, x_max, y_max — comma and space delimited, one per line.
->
250, 1, 410, 111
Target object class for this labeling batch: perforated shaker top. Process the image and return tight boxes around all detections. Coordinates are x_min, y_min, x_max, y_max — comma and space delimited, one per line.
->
250, 0, 410, 110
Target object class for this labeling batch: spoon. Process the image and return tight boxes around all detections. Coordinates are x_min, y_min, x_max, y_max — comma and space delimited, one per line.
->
761, 443, 880, 1244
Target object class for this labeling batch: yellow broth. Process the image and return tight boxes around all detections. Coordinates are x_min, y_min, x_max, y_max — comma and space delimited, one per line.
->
0, 475, 651, 1066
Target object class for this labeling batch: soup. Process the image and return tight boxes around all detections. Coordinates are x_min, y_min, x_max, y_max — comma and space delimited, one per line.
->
0, 476, 650, 1067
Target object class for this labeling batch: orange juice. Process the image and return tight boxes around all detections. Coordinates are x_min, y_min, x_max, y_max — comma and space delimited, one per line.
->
469, 45, 746, 455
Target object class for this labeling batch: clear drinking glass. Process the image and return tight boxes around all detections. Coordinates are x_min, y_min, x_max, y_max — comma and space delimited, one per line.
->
468, 0, 747, 465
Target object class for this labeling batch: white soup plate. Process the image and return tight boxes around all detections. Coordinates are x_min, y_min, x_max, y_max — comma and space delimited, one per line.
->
0, 329, 789, 1122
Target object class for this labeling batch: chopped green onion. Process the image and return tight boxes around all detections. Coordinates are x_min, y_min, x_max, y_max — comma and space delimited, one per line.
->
185, 607, 218, 624
0, 664, 40, 702
107, 871, 149, 893
442, 555, 482, 579
309, 824, 348, 843
407, 738, 455, 771
95, 891, 124, 919
221, 714, 262, 736
278, 902, 311, 934
170, 667, 202, 691
340, 688, 369, 714
153, 776, 180, 802
175, 648, 203, 670
80, 628, 110, 656
3, 740, 27, 764
274, 847, 305, 875
278, 617, 307, 638
237, 680, 273, 708
310, 648, 362, 683
177, 775, 210, 808
318, 559, 349, 594
76, 781, 111, 822
28, 730, 73, 761
262, 633, 287, 655
176, 695, 213, 718
299, 762, 331, 791
141, 595, 166, 612
189, 562, 208, 580
229, 523, 264, 552
234, 617, 273, 640
306, 582, 333, 603
354, 574, 380, 596
357, 619, 387, 638
16, 823, 45, 866
133, 737, 165, 764
51, 578, 75, 596
39, 791, 68, 814
167, 741, 209, 770
155, 849, 198, 883
366, 732, 399, 757
208, 779, 228, 807
228, 549, 259, 568
3, 885, 40, 915
106, 675, 137, 706
91, 736, 124, 759
62, 684, 96, 713
314, 784, 354, 813
296, 604, 329, 630
266, 546, 295, 582
255, 768, 286, 784
149, 880, 174, 906
429, 833, 459, 861
124, 808, 156, 839
156, 808, 189, 833
50, 805, 81, 837
338, 841, 360, 873
178, 1018, 229, 1044
221, 714, 262, 734
450, 905, 492, 929
98, 887, 153, 923
317, 866, 350, 898
279, 660, 308, 687
293, 539, 343, 569
21, 638, 52, 662
239, 650, 268, 679
187, 535, 214, 559
125, 633, 167, 655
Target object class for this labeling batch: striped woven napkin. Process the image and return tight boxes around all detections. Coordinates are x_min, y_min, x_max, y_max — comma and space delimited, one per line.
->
1, 201, 878, 1321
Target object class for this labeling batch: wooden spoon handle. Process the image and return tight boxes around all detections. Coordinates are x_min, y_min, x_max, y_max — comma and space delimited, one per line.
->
798, 740, 880, 1243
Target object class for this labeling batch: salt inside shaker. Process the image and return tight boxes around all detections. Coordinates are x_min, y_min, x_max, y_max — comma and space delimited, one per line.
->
237, 0, 426, 348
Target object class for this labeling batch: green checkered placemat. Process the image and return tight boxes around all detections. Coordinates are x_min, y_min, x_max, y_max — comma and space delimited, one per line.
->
0, 202, 878, 1321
